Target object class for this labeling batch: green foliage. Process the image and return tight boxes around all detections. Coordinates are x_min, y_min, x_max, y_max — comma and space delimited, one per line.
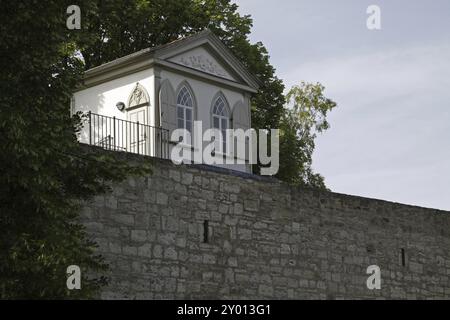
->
76, 0, 286, 176
75, 1, 334, 187
277, 82, 337, 189
0, 1, 151, 298
76, 0, 285, 131
0, 0, 335, 298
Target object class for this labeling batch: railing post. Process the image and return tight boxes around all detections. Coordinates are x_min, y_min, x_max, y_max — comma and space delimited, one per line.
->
160, 127, 163, 158
87, 112, 175, 159
167, 129, 170, 159
88, 111, 92, 145
137, 121, 140, 155
113, 116, 116, 151
158, 128, 161, 158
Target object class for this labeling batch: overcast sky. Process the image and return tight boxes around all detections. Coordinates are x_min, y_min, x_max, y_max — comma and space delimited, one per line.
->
235, 0, 450, 210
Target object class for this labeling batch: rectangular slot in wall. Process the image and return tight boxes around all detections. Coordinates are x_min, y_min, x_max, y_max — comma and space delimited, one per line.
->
401, 248, 406, 267
203, 220, 209, 243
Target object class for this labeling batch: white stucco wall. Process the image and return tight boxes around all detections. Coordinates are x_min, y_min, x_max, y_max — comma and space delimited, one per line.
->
73, 69, 155, 144
73, 65, 251, 173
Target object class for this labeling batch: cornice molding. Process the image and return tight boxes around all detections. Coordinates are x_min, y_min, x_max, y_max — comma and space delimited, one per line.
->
75, 29, 260, 93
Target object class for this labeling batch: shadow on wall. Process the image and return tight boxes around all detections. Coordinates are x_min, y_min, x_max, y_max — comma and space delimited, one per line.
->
77, 92, 106, 144
75, 70, 154, 144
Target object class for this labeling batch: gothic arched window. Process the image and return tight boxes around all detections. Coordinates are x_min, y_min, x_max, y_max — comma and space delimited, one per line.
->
212, 94, 230, 153
176, 85, 194, 143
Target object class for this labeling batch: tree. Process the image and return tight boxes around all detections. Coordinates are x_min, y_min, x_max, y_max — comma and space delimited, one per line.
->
76, 1, 335, 184
277, 82, 337, 189
0, 0, 335, 298
76, 0, 285, 130
0, 1, 150, 298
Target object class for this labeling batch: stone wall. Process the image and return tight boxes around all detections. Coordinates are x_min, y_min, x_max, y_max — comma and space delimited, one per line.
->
81, 150, 450, 299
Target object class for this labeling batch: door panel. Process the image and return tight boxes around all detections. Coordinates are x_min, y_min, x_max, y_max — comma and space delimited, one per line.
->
127, 107, 147, 155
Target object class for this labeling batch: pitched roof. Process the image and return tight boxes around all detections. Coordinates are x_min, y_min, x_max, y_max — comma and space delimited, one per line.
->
83, 29, 260, 92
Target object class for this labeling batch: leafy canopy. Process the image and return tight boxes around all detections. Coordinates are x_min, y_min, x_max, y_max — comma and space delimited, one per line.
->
0, 0, 150, 299
77, 0, 286, 131
278, 82, 337, 188
75, 0, 335, 184
0, 0, 336, 298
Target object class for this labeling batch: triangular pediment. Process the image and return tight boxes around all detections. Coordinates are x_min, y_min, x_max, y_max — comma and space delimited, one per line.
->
82, 30, 260, 92
168, 46, 237, 81
153, 30, 260, 91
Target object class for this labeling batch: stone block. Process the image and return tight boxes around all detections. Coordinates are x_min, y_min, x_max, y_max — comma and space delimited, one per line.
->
137, 244, 152, 258
131, 230, 147, 242
156, 192, 168, 205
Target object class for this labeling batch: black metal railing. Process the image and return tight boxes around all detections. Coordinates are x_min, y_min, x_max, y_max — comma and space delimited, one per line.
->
86, 111, 170, 159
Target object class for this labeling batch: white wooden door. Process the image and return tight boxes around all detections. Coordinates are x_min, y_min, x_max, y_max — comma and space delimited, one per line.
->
127, 107, 147, 155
